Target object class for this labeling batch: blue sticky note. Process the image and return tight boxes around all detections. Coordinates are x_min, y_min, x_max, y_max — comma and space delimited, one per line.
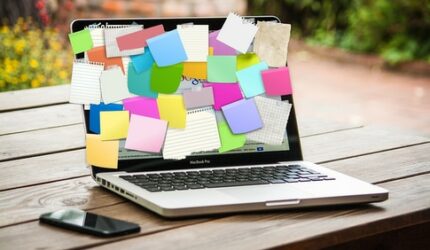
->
221, 99, 263, 134
127, 62, 158, 98
147, 30, 188, 66
130, 48, 154, 73
236, 62, 269, 98
89, 103, 124, 134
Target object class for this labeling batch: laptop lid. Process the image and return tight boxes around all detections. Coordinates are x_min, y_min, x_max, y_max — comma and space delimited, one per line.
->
71, 16, 303, 177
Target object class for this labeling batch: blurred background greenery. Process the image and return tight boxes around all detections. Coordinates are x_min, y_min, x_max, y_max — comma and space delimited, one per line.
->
0, 0, 429, 92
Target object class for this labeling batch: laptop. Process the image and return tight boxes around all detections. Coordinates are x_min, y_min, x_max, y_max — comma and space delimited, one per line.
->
72, 16, 388, 218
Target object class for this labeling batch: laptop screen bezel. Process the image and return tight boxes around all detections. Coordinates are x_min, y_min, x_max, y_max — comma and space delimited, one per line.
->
71, 16, 303, 177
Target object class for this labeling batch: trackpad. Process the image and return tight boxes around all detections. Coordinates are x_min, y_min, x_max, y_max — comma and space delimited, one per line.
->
218, 185, 312, 203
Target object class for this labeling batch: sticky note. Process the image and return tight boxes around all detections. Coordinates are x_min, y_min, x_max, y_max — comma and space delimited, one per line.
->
253, 22, 291, 67
147, 30, 188, 66
222, 99, 263, 134
207, 56, 237, 83
68, 28, 93, 54
69, 60, 104, 105
127, 62, 158, 98
247, 96, 292, 145
117, 24, 165, 51
86, 134, 118, 169
237, 53, 260, 70
157, 95, 186, 128
163, 107, 220, 159
89, 102, 124, 134
209, 30, 236, 55
87, 46, 124, 73
177, 25, 209, 62
123, 96, 160, 119
217, 122, 246, 153
100, 111, 130, 140
236, 61, 268, 98
261, 67, 292, 96
130, 48, 154, 73
150, 63, 183, 94
104, 26, 144, 58
217, 13, 258, 53
183, 62, 207, 79
183, 87, 214, 109
203, 82, 243, 110
125, 114, 168, 153
100, 67, 133, 104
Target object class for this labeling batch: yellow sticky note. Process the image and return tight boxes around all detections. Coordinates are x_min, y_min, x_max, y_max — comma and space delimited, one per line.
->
237, 53, 260, 70
157, 94, 186, 128
209, 47, 214, 56
86, 134, 119, 169
100, 111, 129, 140
183, 62, 207, 79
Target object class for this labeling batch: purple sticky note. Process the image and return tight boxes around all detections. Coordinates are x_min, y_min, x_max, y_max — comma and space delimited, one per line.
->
210, 30, 237, 56
123, 96, 160, 119
203, 82, 243, 110
183, 87, 214, 109
221, 99, 263, 134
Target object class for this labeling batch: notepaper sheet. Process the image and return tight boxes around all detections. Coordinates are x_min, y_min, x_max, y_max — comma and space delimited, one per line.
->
69, 60, 104, 105
253, 22, 291, 67
163, 107, 220, 159
104, 26, 144, 57
100, 67, 133, 104
247, 96, 292, 145
216, 13, 258, 53
177, 25, 209, 62
89, 28, 105, 47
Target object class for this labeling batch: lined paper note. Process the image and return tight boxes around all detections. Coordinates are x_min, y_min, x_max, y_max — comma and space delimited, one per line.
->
104, 26, 144, 57
177, 24, 209, 62
100, 67, 133, 104
217, 13, 258, 53
69, 60, 104, 105
163, 107, 220, 159
247, 96, 292, 145
89, 28, 105, 47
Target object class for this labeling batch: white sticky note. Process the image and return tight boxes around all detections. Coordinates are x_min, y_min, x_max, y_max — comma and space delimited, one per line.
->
69, 60, 104, 105
104, 26, 144, 58
100, 67, 133, 104
89, 28, 105, 47
163, 107, 220, 160
177, 24, 209, 62
217, 13, 258, 54
246, 96, 292, 145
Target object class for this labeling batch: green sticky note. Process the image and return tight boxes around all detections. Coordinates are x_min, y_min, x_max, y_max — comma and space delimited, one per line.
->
68, 28, 93, 54
237, 53, 260, 70
218, 121, 246, 153
150, 63, 183, 94
207, 56, 237, 83
128, 62, 158, 98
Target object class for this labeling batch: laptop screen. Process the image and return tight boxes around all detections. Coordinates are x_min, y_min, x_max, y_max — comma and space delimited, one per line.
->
71, 16, 303, 176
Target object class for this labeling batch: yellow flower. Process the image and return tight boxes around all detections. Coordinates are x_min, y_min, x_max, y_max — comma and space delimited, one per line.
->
20, 74, 28, 81
14, 39, 26, 55
30, 59, 39, 69
1, 25, 9, 34
59, 70, 68, 80
31, 79, 41, 88
36, 74, 46, 83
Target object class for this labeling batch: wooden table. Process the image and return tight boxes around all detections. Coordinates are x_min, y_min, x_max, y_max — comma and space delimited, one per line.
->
0, 85, 429, 250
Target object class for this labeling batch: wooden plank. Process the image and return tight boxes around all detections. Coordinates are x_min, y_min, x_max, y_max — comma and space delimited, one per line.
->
0, 141, 429, 249
0, 149, 87, 191
0, 124, 85, 161
0, 85, 70, 112
0, 104, 83, 135
86, 174, 430, 250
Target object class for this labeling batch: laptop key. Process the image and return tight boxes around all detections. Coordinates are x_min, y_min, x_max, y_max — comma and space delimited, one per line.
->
145, 187, 162, 192
205, 180, 269, 188
284, 179, 299, 183
270, 179, 286, 184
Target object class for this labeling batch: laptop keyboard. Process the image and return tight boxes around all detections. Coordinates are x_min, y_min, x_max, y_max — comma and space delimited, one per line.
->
118, 164, 335, 192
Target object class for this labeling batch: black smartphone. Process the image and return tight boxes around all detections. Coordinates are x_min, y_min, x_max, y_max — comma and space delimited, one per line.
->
39, 208, 140, 237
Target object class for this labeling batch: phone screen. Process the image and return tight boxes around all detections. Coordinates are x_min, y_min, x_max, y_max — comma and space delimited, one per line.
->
40, 209, 140, 236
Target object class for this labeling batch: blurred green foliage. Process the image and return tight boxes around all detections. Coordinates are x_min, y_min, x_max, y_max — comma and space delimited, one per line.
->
248, 0, 430, 65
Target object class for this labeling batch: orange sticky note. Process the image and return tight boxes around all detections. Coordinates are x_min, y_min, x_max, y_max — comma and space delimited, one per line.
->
86, 134, 118, 169
87, 46, 124, 73
183, 62, 207, 79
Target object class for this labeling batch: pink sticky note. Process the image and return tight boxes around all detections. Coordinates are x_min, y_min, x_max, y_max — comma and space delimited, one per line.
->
123, 96, 160, 119
209, 30, 237, 55
203, 82, 243, 110
125, 114, 168, 153
261, 67, 292, 95
116, 25, 165, 51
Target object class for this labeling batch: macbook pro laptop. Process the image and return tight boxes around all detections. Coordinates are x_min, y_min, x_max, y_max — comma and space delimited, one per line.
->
72, 16, 388, 218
